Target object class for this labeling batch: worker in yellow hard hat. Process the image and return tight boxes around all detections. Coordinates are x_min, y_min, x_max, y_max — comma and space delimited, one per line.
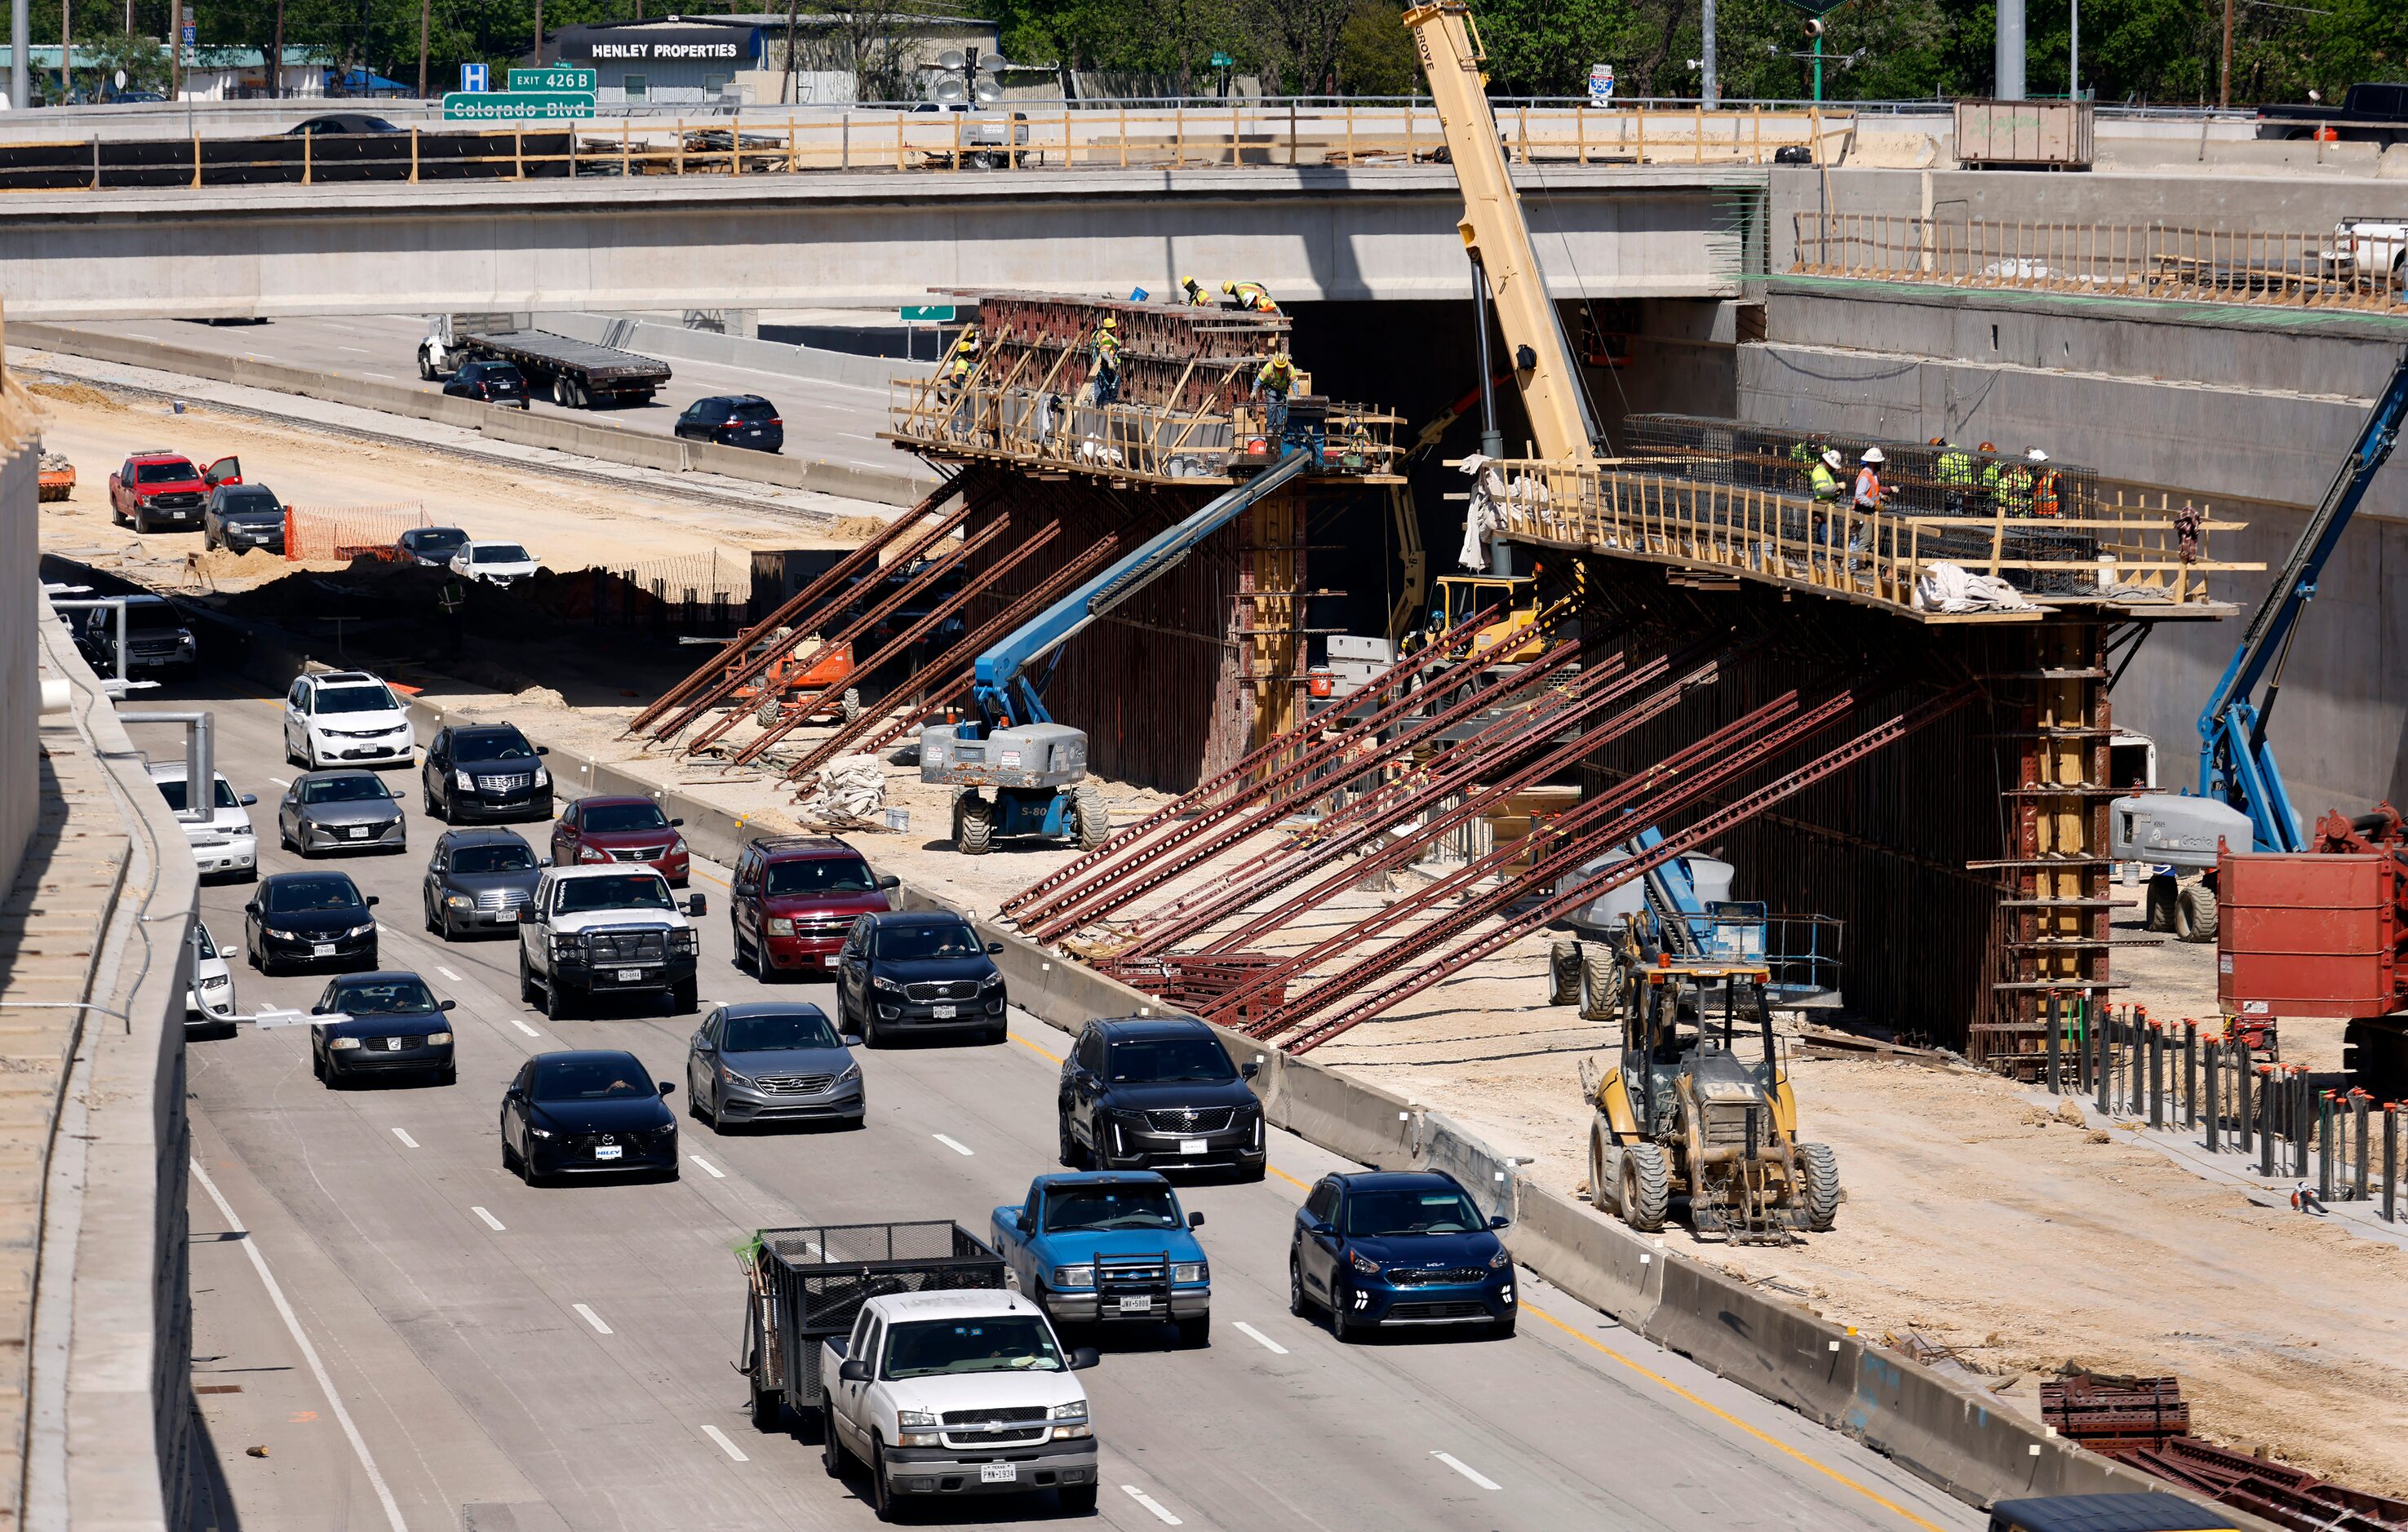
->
1222, 280, 1278, 314
1181, 276, 1211, 306
1090, 316, 1123, 406
1254, 348, 1299, 441
940, 325, 980, 399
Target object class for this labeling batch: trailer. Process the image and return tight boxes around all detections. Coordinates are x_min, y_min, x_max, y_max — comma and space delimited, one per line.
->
418, 317, 672, 410
738, 1220, 1006, 1436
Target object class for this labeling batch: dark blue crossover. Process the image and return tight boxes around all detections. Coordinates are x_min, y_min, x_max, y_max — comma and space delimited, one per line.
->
1288, 1170, 1515, 1340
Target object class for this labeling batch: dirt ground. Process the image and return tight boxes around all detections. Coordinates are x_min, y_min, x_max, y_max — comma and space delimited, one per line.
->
34, 377, 2408, 1498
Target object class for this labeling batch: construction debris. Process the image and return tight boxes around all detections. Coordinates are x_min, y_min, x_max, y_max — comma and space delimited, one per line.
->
800, 755, 887, 830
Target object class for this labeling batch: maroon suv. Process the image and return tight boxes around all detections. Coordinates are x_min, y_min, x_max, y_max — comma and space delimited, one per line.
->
729, 835, 897, 977
549, 795, 690, 886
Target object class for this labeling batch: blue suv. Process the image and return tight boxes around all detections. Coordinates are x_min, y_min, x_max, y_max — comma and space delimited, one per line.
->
1288, 1170, 1515, 1340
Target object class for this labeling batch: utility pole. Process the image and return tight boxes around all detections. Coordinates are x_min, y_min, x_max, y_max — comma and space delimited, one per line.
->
270, 0, 282, 96
531, 0, 543, 66
59, 0, 68, 102
2219, 0, 2233, 108
415, 0, 428, 97
2069, 0, 2079, 101
1994, 0, 2024, 101
11, 0, 29, 109
1700, 0, 1718, 109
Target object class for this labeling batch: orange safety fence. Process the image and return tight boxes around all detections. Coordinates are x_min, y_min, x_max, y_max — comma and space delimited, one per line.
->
282, 503, 429, 561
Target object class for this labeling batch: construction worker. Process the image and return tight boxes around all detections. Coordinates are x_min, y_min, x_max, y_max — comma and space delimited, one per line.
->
1852, 447, 1885, 512
1934, 436, 1978, 515
1089, 316, 1122, 407
1222, 279, 1279, 314
1181, 276, 1213, 307
940, 325, 980, 401
2024, 447, 2061, 517
1991, 449, 2036, 517
1254, 348, 1300, 442
1807, 446, 1843, 503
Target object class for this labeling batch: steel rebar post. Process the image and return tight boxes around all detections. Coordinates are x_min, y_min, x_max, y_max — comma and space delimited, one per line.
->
2184, 1021, 2197, 1131
2202, 1037, 2219, 1153
2149, 1024, 2165, 1130
2046, 995, 2060, 1094
2317, 1092, 2334, 1203
2257, 1068, 2274, 1177
2095, 1010, 2111, 1118
2295, 1071, 2313, 1180
2384, 1105, 2397, 1223
2236, 1047, 2251, 1155
2354, 1093, 2370, 1202
2076, 998, 2092, 1095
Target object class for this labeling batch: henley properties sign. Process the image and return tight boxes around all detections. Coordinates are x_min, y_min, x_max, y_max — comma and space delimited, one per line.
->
560, 25, 756, 64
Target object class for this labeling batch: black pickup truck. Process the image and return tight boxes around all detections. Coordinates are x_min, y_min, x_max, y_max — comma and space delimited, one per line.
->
2256, 82, 2408, 144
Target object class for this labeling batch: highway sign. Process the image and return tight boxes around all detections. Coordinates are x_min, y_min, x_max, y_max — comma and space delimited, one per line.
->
442, 91, 596, 122
900, 305, 957, 323
508, 66, 597, 91
459, 62, 488, 92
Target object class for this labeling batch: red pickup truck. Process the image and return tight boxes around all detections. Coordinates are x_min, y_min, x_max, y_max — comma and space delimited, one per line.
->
109, 450, 241, 534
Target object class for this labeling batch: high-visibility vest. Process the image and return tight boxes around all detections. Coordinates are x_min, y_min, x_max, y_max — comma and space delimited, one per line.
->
1230, 281, 1276, 312
1257, 356, 1297, 393
1994, 464, 2034, 516
1808, 463, 1839, 500
1936, 449, 1977, 486
1184, 283, 1212, 307
2031, 469, 2060, 517
1853, 467, 1882, 509
1093, 333, 1121, 369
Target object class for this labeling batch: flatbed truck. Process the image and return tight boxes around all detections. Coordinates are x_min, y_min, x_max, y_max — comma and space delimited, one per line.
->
419, 317, 672, 409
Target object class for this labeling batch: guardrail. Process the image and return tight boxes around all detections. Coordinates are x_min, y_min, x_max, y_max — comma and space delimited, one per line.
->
1793, 212, 2408, 314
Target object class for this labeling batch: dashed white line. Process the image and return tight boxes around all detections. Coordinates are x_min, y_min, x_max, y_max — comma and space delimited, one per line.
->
268, 777, 289, 787
436, 965, 463, 982
1432, 1451, 1500, 1491
932, 1133, 974, 1157
572, 1303, 613, 1335
507, 1016, 541, 1037
337, 345, 375, 354
471, 1206, 505, 1231
689, 1153, 726, 1179
1232, 1322, 1288, 1355
361, 370, 399, 380
376, 923, 392, 935
390, 1127, 419, 1149
701, 1424, 750, 1462
122, 331, 161, 340
1122, 1484, 1182, 1525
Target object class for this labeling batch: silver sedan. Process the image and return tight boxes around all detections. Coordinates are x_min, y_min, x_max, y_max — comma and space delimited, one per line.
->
685, 1002, 865, 1133
279, 769, 410, 858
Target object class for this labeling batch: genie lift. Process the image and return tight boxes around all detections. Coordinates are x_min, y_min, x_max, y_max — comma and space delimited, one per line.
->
921, 450, 1316, 853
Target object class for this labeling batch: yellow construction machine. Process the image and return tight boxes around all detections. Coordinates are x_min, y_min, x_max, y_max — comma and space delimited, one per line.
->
1581, 955, 1840, 1243
1400, 570, 1553, 666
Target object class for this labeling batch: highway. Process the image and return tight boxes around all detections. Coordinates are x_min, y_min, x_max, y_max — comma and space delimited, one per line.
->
52, 314, 914, 480
161, 664, 1984, 1532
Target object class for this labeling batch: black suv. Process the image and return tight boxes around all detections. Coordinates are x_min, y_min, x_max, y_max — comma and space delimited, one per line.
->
79, 595, 196, 679
443, 360, 530, 409
673, 394, 783, 453
422, 827, 543, 940
1058, 1016, 1265, 1180
395, 525, 470, 567
423, 723, 552, 822
832, 910, 1006, 1047
203, 482, 286, 553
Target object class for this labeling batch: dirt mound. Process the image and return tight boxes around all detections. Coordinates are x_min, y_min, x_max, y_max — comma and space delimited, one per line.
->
29, 381, 119, 410
192, 547, 293, 583
831, 516, 885, 542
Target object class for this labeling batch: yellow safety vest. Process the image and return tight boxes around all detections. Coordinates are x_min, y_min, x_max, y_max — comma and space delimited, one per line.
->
1231, 282, 1275, 312
1093, 333, 1120, 368
1258, 357, 1297, 392
1936, 449, 1976, 486
1807, 463, 1838, 499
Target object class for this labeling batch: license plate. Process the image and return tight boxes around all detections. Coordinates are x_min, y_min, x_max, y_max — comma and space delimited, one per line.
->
933, 1003, 956, 1019
1117, 1295, 1154, 1313
348, 826, 370, 839
594, 1144, 622, 1161
312, 942, 335, 957
1180, 1139, 1207, 1155
979, 1463, 1016, 1485
824, 954, 840, 967
618, 967, 642, 982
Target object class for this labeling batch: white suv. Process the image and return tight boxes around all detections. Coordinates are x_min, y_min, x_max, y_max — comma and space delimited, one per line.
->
283, 671, 417, 770
147, 760, 259, 880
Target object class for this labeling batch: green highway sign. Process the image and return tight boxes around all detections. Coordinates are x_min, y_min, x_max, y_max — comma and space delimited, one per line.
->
899, 304, 958, 323
508, 66, 598, 91
442, 91, 596, 122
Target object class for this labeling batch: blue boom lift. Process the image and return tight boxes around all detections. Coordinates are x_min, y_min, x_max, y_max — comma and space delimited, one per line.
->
2112, 349, 2408, 938
921, 450, 1317, 853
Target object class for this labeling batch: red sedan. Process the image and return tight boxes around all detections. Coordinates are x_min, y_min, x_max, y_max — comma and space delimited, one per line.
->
550, 795, 690, 886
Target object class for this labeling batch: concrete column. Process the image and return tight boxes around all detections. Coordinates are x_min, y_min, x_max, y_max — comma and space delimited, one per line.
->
1994, 0, 2026, 101
10, 0, 28, 113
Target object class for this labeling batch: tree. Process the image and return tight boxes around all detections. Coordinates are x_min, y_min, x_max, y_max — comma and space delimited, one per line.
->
1336, 0, 1417, 96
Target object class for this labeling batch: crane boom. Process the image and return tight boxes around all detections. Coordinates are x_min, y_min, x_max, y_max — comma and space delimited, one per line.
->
1404, 2, 1600, 464
2197, 348, 2408, 851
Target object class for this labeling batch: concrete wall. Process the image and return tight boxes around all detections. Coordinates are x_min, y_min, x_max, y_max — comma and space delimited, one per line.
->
530, 310, 938, 390
0, 164, 1756, 321
0, 441, 32, 897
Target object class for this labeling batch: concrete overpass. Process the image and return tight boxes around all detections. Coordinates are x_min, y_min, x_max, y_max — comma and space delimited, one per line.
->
0, 163, 1759, 321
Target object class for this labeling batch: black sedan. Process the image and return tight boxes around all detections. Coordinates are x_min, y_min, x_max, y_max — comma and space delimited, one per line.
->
202, 483, 286, 554
279, 769, 408, 857
310, 972, 458, 1087
443, 360, 530, 409
672, 394, 784, 453
245, 871, 379, 975
833, 910, 1008, 1047
423, 723, 552, 822
500, 1050, 679, 1185
287, 113, 401, 135
423, 828, 543, 939
395, 526, 470, 568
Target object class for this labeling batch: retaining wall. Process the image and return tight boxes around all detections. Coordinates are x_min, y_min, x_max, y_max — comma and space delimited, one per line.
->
530, 310, 938, 393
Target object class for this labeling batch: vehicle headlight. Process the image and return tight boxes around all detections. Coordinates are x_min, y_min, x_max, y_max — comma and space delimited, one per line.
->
345, 922, 375, 938
836, 1062, 862, 1086
550, 935, 579, 955
445, 894, 475, 910
1051, 1265, 1094, 1290
425, 1031, 453, 1047
872, 976, 904, 994
671, 836, 688, 855
670, 929, 698, 954
896, 1410, 939, 1429
979, 972, 1005, 989
1347, 1249, 1381, 1277
229, 823, 254, 837
1172, 1262, 1206, 1284
1052, 1423, 1093, 1441
1049, 1401, 1088, 1422
577, 846, 606, 862
1488, 1247, 1512, 1269
455, 769, 475, 790
532, 766, 549, 788
721, 1065, 755, 1088
267, 927, 300, 941
765, 917, 795, 936
177, 633, 195, 648
528, 1125, 555, 1139
328, 1036, 362, 1051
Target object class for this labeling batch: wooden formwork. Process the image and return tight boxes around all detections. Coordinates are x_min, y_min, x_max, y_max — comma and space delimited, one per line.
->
944, 290, 1291, 416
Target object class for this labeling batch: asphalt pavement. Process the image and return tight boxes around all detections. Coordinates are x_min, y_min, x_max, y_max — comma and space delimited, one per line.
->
158, 665, 1984, 1532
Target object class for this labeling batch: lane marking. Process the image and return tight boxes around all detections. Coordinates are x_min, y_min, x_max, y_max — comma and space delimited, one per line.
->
572, 1303, 613, 1335
932, 1133, 974, 1157
390, 1127, 419, 1149
507, 1016, 541, 1037
689, 1153, 726, 1179
268, 777, 289, 787
122, 331, 160, 340
471, 1206, 505, 1231
1519, 1300, 1948, 1532
436, 965, 463, 982
362, 371, 399, 380
1121, 1484, 1182, 1525
338, 345, 375, 354
1009, 1031, 1062, 1063
189, 1158, 410, 1532
1232, 1322, 1288, 1355
376, 923, 392, 935
1433, 1451, 1500, 1491
1267, 1163, 1310, 1192
701, 1424, 751, 1463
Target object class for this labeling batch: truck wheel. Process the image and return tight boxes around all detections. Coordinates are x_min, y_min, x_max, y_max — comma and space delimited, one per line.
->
819, 1406, 845, 1472
1581, 945, 1620, 1021
418, 349, 437, 381
1329, 1283, 1360, 1343
1058, 1116, 1086, 1169
1176, 1313, 1210, 1348
2175, 884, 2219, 943
1588, 1119, 1617, 1214
517, 954, 537, 1006
868, 1441, 898, 1521
956, 797, 995, 855
2144, 873, 2179, 933
840, 688, 863, 723
1799, 1142, 1841, 1232
1074, 784, 1109, 850
543, 975, 576, 1022
1548, 939, 1582, 1005
1059, 1484, 1098, 1514
1619, 1143, 1670, 1233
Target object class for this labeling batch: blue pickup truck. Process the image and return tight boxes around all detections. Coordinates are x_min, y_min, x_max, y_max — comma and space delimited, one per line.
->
991, 1171, 1212, 1347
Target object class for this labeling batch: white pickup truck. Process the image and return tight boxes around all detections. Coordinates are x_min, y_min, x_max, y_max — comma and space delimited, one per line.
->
516, 865, 705, 1020
819, 1290, 1101, 1517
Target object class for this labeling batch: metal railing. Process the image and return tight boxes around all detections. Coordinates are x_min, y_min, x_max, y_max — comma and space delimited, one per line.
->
1483, 458, 2255, 617
1792, 212, 2408, 313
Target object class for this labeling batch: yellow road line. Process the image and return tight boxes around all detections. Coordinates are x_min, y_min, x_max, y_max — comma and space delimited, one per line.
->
1519, 1300, 1948, 1532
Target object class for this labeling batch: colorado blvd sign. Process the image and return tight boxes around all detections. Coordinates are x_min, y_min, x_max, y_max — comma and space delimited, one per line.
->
442, 91, 596, 121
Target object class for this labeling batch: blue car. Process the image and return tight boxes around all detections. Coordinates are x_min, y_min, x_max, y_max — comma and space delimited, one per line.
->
992, 1171, 1212, 1347
1288, 1170, 1515, 1341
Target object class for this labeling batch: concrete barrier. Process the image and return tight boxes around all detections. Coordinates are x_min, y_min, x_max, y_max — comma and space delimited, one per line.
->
1506, 1183, 1663, 1328
531, 310, 938, 392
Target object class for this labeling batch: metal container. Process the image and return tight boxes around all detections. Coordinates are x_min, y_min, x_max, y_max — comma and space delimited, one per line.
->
2216, 849, 2400, 1022
1953, 100, 2095, 170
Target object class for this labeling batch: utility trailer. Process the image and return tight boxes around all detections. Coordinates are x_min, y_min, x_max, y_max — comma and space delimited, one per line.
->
418, 317, 672, 409
738, 1220, 1006, 1436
